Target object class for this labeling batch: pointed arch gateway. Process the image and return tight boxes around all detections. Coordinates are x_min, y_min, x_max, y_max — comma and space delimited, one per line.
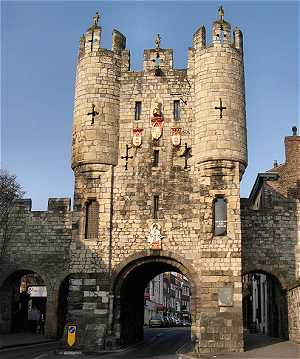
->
110, 250, 200, 346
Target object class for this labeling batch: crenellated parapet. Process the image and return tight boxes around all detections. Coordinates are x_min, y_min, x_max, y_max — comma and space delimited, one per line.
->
13, 198, 71, 214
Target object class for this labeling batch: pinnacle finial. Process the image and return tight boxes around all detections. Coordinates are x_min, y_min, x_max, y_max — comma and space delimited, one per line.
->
218, 5, 224, 21
92, 11, 100, 27
155, 34, 161, 50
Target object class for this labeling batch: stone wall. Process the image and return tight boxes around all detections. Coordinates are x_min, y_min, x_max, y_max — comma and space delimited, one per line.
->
288, 285, 300, 343
241, 198, 299, 287
0, 198, 72, 337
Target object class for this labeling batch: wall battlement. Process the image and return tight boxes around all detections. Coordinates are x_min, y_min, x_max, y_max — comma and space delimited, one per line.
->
13, 198, 71, 213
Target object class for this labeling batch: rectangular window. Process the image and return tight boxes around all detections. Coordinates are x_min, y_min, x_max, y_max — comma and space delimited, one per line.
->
214, 197, 227, 236
153, 195, 159, 219
85, 199, 99, 239
153, 150, 159, 167
173, 100, 180, 121
135, 101, 142, 121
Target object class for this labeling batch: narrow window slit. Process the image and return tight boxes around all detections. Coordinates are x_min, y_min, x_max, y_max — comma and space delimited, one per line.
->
153, 195, 159, 219
135, 101, 142, 121
153, 150, 159, 167
174, 100, 180, 121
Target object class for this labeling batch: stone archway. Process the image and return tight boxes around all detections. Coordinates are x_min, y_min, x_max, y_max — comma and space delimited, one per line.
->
110, 250, 199, 347
242, 270, 288, 340
0, 269, 48, 335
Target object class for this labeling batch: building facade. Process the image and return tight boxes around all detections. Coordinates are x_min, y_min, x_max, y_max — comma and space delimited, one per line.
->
144, 273, 164, 324
0, 7, 299, 355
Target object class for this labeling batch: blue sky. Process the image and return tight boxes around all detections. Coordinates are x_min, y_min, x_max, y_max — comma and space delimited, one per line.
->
1, 1, 299, 210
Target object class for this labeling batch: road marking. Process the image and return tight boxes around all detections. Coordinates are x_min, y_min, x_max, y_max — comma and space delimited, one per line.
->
175, 341, 191, 355
33, 353, 48, 359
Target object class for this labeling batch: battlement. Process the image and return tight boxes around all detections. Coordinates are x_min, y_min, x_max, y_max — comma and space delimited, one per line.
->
193, 6, 243, 53
77, 8, 243, 78
78, 12, 126, 61
13, 198, 71, 213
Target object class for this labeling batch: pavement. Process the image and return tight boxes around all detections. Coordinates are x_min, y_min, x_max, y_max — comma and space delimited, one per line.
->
0, 332, 55, 349
178, 334, 300, 359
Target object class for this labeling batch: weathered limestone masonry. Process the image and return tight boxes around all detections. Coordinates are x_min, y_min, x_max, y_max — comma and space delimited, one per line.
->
0, 198, 72, 337
241, 129, 300, 340
69, 9, 246, 354
288, 285, 300, 343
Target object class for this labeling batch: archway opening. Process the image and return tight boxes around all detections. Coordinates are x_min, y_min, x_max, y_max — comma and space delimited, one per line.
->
0, 270, 47, 336
113, 257, 194, 347
242, 271, 288, 339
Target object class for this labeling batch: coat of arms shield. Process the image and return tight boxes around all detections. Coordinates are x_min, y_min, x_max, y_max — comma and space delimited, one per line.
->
132, 128, 144, 147
151, 117, 164, 140
170, 128, 182, 146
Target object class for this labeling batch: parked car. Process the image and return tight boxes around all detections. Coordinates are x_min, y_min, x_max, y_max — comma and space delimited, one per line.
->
174, 318, 181, 326
182, 320, 191, 327
149, 315, 164, 328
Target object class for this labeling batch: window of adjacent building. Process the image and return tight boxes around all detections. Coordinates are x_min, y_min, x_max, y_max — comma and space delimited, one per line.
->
153, 195, 159, 219
153, 150, 159, 167
85, 199, 99, 239
214, 197, 227, 236
134, 101, 142, 121
173, 100, 180, 121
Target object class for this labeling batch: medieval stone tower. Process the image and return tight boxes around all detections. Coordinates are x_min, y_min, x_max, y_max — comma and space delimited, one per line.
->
69, 7, 247, 354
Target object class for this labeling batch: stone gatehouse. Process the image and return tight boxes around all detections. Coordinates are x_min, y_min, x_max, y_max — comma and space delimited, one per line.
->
0, 8, 299, 354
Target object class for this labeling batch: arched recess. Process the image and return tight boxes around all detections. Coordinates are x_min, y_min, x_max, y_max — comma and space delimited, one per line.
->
242, 270, 288, 339
0, 269, 48, 335
110, 250, 199, 346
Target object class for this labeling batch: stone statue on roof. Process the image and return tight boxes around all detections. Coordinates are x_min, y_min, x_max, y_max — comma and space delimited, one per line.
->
155, 34, 161, 50
218, 6, 224, 21
93, 11, 100, 27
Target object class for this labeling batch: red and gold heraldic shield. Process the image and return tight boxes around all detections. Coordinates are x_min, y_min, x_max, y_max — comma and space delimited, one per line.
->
132, 128, 144, 147
151, 117, 164, 140
171, 128, 182, 146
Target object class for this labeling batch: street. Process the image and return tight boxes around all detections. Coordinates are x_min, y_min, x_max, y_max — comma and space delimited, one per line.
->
0, 327, 190, 359
1, 329, 299, 359
101, 327, 191, 359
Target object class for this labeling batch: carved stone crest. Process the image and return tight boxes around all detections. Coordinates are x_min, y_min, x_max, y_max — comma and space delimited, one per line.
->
147, 223, 164, 250
132, 128, 144, 147
171, 128, 182, 146
151, 117, 164, 140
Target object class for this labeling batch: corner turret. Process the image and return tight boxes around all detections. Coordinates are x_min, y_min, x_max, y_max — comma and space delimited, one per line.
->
193, 6, 247, 177
72, 12, 126, 170
71, 12, 126, 243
